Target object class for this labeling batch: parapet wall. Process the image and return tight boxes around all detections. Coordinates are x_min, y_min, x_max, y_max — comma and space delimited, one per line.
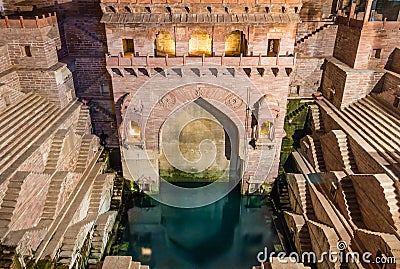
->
0, 13, 58, 29
101, 0, 301, 4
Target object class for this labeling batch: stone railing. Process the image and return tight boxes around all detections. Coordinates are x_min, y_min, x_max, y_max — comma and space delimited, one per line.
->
0, 13, 57, 29
106, 53, 296, 67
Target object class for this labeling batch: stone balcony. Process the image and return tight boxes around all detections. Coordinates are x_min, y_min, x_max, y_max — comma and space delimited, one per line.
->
105, 54, 296, 68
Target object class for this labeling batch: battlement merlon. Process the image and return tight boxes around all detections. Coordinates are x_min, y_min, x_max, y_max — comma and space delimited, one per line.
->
0, 13, 57, 29
100, 0, 301, 3
99, 0, 302, 14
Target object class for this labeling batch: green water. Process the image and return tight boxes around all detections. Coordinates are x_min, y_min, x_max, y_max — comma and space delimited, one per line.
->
119, 184, 281, 269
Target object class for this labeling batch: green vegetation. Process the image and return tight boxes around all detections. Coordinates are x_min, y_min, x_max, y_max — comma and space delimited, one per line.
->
160, 167, 228, 182
280, 99, 313, 172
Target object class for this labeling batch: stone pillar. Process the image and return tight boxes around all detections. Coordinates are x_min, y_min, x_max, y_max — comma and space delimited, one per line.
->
350, 1, 356, 19
363, 0, 373, 25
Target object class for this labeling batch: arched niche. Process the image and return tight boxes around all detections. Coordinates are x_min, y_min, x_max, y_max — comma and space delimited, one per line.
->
155, 31, 176, 57
224, 30, 247, 57
189, 31, 212, 57
127, 120, 141, 143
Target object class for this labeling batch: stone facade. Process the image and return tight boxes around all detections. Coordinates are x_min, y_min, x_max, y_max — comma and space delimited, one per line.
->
0, 0, 399, 268
0, 14, 117, 269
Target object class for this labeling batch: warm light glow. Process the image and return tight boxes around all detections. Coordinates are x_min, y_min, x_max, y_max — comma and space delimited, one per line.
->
260, 121, 271, 136
189, 31, 212, 56
156, 31, 176, 57
225, 30, 247, 56
128, 121, 141, 142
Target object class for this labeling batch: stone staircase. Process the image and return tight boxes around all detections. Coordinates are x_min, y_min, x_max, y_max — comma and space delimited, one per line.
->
341, 99, 400, 164
89, 99, 115, 121
71, 22, 104, 45
352, 98, 400, 143
298, 224, 313, 253
278, 181, 291, 211
35, 160, 104, 261
340, 177, 364, 228
285, 103, 309, 122
0, 172, 30, 233
332, 130, 358, 173
44, 130, 66, 173
40, 171, 68, 221
312, 138, 326, 172
295, 23, 336, 45
0, 93, 64, 172
87, 174, 115, 216
0, 244, 17, 268
58, 219, 95, 267
88, 211, 118, 264
98, 256, 150, 269
375, 174, 400, 231
75, 135, 96, 172
76, 105, 91, 136
296, 175, 315, 217
320, 98, 400, 177
309, 104, 323, 133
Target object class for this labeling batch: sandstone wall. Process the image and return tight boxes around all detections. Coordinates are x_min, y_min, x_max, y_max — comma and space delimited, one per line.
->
351, 175, 395, 233
295, 24, 337, 58
0, 24, 61, 69
321, 58, 384, 108
105, 24, 297, 57
18, 64, 74, 108
357, 24, 400, 70
347, 136, 385, 174
292, 57, 325, 97
387, 48, 400, 74
0, 70, 21, 91
0, 45, 11, 73
333, 23, 361, 68
333, 18, 400, 70
319, 132, 344, 171
373, 72, 400, 109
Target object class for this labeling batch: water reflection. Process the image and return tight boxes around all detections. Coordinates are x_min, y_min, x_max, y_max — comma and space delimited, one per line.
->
123, 185, 280, 269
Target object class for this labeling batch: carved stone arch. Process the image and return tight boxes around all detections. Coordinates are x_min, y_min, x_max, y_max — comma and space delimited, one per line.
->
155, 31, 176, 57
253, 94, 279, 140
143, 84, 247, 157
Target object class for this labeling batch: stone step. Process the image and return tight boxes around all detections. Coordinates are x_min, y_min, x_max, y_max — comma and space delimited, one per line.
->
342, 109, 400, 162
0, 101, 54, 148
0, 106, 61, 169
351, 103, 400, 142
0, 93, 40, 128
345, 106, 400, 151
364, 97, 400, 128
323, 99, 399, 167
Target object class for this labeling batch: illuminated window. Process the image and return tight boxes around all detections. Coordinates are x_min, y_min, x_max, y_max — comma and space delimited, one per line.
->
260, 121, 271, 136
128, 121, 141, 142
122, 39, 134, 57
156, 31, 176, 57
224, 30, 247, 57
267, 39, 280, 57
189, 31, 212, 57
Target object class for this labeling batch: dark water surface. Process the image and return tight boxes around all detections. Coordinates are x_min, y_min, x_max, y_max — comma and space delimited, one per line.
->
121, 185, 281, 269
